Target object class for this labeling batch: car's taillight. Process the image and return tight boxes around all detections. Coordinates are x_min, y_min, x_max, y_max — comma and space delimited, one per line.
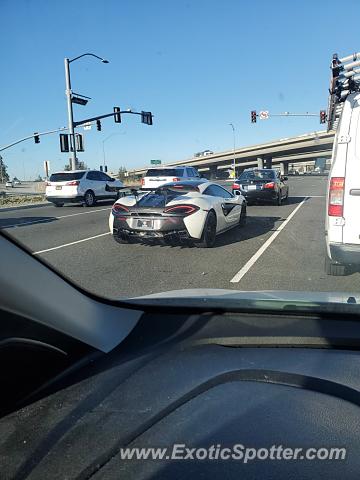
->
141, 178, 145, 185
172, 177, 181, 182
328, 177, 345, 216
164, 204, 199, 215
232, 183, 240, 190
264, 182, 275, 189
66, 180, 80, 186
112, 203, 129, 214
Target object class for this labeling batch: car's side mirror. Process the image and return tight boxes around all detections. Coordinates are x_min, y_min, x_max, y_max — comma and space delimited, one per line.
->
109, 177, 115, 182
234, 190, 241, 196
281, 176, 288, 181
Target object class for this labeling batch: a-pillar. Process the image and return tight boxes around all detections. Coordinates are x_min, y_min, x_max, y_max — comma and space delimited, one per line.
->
279, 161, 289, 176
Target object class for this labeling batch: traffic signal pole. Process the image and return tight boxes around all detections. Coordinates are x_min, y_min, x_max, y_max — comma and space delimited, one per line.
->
64, 58, 77, 170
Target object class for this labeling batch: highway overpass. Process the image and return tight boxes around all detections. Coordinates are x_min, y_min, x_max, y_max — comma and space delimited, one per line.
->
129, 130, 335, 178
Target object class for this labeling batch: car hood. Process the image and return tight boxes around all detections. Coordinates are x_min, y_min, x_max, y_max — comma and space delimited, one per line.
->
129, 288, 360, 314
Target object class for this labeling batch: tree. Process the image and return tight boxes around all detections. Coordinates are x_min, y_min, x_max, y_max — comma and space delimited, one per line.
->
64, 161, 87, 171
117, 166, 127, 181
0, 156, 9, 183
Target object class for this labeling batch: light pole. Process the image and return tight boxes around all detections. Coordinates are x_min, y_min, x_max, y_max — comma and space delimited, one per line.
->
64, 53, 109, 170
102, 132, 126, 170
229, 123, 236, 179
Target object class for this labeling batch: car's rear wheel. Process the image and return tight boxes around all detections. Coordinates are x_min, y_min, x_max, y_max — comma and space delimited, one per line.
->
325, 255, 347, 276
53, 202, 64, 207
195, 211, 217, 248
84, 190, 96, 207
113, 231, 133, 244
239, 204, 247, 227
274, 192, 282, 205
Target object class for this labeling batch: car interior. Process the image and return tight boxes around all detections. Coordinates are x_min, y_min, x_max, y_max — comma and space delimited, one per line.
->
1, 230, 360, 478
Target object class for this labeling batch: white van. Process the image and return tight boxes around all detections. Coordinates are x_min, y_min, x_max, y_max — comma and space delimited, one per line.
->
325, 91, 360, 275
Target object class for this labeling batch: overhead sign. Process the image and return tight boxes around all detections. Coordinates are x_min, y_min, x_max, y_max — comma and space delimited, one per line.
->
259, 110, 269, 120
83, 122, 92, 130
151, 159, 161, 165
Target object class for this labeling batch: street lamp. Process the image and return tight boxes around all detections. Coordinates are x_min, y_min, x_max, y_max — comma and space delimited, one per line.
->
64, 53, 109, 170
102, 132, 126, 169
229, 123, 236, 179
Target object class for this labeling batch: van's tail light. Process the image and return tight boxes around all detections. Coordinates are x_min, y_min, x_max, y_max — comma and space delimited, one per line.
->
172, 177, 181, 182
141, 178, 145, 185
164, 204, 199, 216
264, 182, 276, 189
232, 183, 240, 190
66, 180, 80, 186
328, 177, 345, 216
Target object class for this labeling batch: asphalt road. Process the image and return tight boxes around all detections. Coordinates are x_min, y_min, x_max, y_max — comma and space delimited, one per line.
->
1, 176, 359, 299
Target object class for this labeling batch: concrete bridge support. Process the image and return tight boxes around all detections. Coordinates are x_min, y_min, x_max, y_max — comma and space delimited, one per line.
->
280, 161, 289, 176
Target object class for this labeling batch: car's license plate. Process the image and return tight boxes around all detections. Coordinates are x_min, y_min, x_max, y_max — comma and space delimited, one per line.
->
137, 219, 153, 229
56, 186, 62, 190
247, 185, 256, 190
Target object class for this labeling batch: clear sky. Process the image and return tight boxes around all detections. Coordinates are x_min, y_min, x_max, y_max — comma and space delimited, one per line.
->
1, 0, 359, 179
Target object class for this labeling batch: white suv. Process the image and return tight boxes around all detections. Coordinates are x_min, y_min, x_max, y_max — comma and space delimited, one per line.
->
141, 166, 204, 189
325, 91, 360, 275
46, 170, 124, 207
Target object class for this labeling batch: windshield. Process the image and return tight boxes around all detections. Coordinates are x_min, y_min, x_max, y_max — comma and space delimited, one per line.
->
49, 172, 85, 182
145, 169, 182, 177
238, 170, 276, 181
0, 2, 359, 311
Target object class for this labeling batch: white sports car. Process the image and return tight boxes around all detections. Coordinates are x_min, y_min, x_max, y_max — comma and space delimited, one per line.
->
109, 181, 247, 247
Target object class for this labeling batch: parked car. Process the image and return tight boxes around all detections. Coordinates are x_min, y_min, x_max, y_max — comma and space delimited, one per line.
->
109, 181, 247, 247
5, 180, 14, 188
46, 170, 124, 207
232, 168, 289, 205
325, 91, 360, 275
141, 166, 204, 189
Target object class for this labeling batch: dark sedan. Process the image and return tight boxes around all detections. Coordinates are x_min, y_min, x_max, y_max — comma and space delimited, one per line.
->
232, 168, 289, 205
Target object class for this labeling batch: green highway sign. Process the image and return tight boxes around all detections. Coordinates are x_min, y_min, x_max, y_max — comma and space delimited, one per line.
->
150, 159, 161, 165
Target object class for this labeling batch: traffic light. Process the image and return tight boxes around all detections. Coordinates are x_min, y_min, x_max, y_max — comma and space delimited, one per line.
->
96, 120, 102, 131
251, 111, 257, 123
320, 110, 327, 124
141, 111, 153, 125
76, 133, 84, 152
34, 132, 40, 143
60, 134, 70, 152
114, 107, 121, 123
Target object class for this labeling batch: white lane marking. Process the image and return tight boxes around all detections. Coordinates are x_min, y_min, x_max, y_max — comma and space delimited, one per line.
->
230, 197, 308, 283
33, 232, 110, 255
2, 207, 111, 229
290, 195, 324, 198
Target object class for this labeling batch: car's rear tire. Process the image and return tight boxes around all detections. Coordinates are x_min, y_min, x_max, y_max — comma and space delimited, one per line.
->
239, 204, 247, 227
275, 192, 282, 205
53, 202, 64, 207
84, 190, 96, 207
325, 256, 347, 276
113, 231, 132, 244
194, 210, 217, 248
